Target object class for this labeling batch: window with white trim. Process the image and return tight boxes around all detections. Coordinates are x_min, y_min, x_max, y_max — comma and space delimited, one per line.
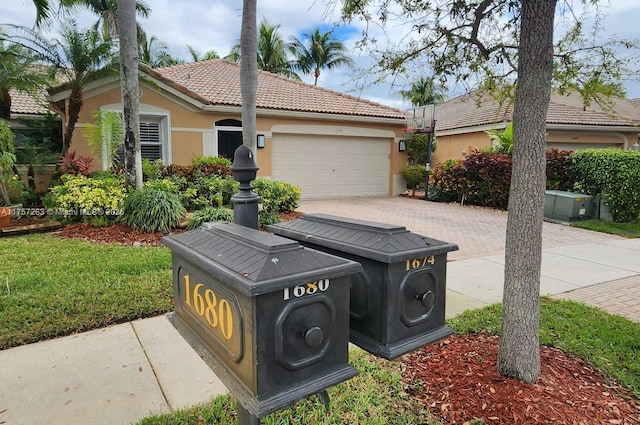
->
139, 121, 162, 160
115, 117, 166, 164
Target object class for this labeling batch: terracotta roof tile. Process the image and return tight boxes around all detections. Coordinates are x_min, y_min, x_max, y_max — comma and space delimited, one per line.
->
9, 87, 51, 115
154, 59, 404, 119
436, 90, 640, 131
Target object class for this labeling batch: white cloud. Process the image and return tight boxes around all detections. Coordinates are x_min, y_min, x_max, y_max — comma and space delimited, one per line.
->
2, 0, 639, 105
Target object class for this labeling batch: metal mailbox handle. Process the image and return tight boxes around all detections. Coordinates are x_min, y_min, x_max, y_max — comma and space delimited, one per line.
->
417, 290, 435, 308
304, 326, 324, 348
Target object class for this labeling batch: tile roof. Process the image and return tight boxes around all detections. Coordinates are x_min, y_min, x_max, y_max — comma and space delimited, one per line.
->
9, 88, 51, 115
436, 90, 640, 132
152, 59, 405, 120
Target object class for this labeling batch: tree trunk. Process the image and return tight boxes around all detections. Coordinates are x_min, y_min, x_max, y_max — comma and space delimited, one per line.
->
240, 0, 257, 152
497, 0, 557, 384
117, 0, 142, 189
0, 88, 11, 120
62, 89, 83, 156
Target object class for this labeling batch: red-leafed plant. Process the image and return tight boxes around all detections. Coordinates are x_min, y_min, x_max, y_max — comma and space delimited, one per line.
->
546, 148, 575, 191
59, 151, 93, 176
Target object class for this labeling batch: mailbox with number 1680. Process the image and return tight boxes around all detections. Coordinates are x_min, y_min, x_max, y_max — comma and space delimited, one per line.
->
162, 222, 362, 418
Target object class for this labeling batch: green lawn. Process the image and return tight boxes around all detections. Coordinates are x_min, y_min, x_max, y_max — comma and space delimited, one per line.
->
0, 234, 173, 349
1, 233, 638, 424
572, 219, 640, 237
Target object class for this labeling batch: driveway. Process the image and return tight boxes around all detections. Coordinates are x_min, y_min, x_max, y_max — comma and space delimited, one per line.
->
297, 196, 622, 261
297, 197, 640, 322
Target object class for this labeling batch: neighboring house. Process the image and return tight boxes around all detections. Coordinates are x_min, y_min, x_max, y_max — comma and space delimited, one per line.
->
432, 90, 640, 165
47, 59, 407, 199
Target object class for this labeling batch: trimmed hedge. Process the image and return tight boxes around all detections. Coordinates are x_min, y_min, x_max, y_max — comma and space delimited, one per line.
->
572, 148, 640, 222
251, 178, 301, 213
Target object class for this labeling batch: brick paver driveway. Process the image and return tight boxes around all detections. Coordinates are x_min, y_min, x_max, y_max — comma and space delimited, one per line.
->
297, 197, 622, 261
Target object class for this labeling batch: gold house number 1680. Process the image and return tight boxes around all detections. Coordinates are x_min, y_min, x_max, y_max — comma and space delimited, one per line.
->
183, 275, 234, 340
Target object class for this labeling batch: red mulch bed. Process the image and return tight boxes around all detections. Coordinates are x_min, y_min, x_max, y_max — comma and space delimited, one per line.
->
50, 211, 304, 246
401, 334, 639, 424
51, 222, 178, 245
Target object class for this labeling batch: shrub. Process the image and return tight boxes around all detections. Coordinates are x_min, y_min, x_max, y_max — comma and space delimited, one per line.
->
44, 174, 126, 224
401, 165, 426, 196
186, 206, 233, 230
404, 133, 437, 166
572, 148, 640, 222
121, 187, 185, 233
192, 155, 232, 169
484, 122, 513, 155
259, 210, 281, 227
58, 151, 93, 176
144, 178, 179, 193
546, 148, 575, 191
431, 151, 512, 209
251, 178, 301, 213
142, 158, 162, 181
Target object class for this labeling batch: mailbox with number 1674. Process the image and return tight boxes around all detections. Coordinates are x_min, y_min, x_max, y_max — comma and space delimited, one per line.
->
267, 214, 459, 360
162, 222, 362, 418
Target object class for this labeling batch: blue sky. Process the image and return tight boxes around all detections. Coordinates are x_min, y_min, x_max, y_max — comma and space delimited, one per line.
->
2, 0, 639, 110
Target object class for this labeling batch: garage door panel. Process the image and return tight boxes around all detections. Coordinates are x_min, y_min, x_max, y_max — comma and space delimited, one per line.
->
271, 134, 390, 199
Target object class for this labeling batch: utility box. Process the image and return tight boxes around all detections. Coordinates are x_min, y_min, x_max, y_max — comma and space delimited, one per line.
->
267, 214, 458, 360
544, 190, 593, 222
162, 222, 362, 418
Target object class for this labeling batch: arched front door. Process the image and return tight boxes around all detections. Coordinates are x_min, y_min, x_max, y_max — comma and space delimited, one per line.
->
215, 119, 243, 161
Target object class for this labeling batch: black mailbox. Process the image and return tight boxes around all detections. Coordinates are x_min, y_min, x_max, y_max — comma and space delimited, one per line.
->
267, 214, 458, 360
162, 222, 362, 417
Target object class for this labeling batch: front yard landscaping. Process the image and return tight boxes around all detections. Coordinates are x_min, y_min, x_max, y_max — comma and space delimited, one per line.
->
0, 229, 638, 424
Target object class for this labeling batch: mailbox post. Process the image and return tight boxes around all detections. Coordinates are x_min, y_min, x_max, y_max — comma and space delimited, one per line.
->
267, 213, 458, 359
162, 222, 362, 421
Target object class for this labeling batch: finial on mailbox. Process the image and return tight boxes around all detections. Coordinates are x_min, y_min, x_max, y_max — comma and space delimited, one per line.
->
231, 145, 260, 230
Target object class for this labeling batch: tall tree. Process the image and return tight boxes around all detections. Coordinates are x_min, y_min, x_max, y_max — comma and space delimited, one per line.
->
138, 35, 180, 68
117, 0, 142, 188
240, 0, 257, 152
9, 21, 118, 155
64, 0, 150, 42
186, 44, 219, 62
289, 28, 354, 86
0, 28, 52, 120
399, 76, 446, 107
228, 19, 299, 79
341, 0, 637, 383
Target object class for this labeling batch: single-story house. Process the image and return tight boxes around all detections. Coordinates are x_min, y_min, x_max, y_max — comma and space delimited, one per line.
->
47, 59, 408, 199
432, 90, 640, 165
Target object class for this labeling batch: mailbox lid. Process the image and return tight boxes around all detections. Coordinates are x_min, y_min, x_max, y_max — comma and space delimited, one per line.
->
266, 213, 458, 263
162, 222, 362, 296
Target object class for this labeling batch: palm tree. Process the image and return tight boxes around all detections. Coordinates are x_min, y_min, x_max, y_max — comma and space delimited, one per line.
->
400, 76, 447, 106
186, 45, 219, 62
227, 19, 299, 79
117, 0, 142, 188
0, 27, 52, 119
240, 0, 257, 153
63, 0, 150, 42
139, 35, 181, 67
10, 21, 118, 155
289, 28, 354, 86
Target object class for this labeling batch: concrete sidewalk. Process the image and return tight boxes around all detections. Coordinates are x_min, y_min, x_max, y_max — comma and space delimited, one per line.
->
1, 197, 639, 425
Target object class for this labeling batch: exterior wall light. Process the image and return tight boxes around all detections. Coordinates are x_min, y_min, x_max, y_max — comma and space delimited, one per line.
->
257, 134, 265, 148
398, 140, 406, 152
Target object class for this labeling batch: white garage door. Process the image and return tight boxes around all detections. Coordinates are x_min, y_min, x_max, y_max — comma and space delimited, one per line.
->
271, 134, 391, 199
